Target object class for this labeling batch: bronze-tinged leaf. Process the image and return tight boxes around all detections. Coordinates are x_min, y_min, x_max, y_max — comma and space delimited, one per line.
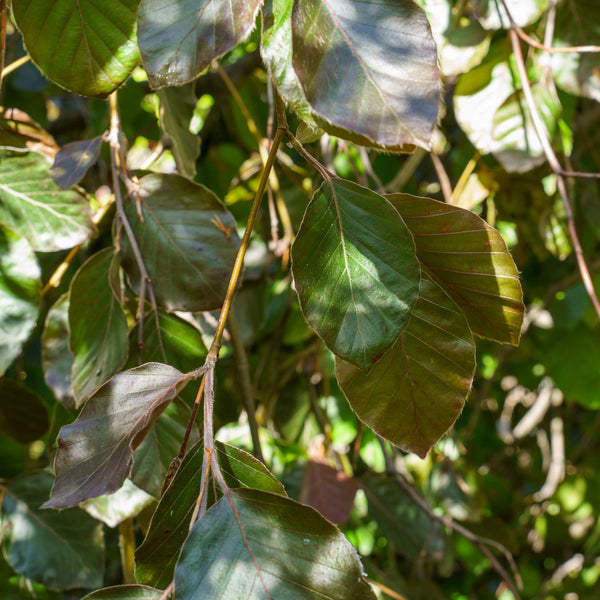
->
336, 274, 476, 458
388, 193, 524, 345
50, 137, 104, 189
43, 363, 193, 509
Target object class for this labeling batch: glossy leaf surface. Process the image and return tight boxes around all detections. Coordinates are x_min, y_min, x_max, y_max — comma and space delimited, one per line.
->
43, 363, 192, 509
0, 226, 40, 375
69, 249, 129, 406
83, 586, 162, 600
120, 173, 240, 312
336, 275, 476, 457
0, 379, 49, 444
1, 472, 104, 589
291, 0, 440, 150
50, 137, 104, 189
135, 441, 284, 588
0, 152, 95, 251
138, 0, 263, 88
292, 179, 420, 370
388, 194, 524, 345
175, 488, 376, 599
13, 0, 140, 98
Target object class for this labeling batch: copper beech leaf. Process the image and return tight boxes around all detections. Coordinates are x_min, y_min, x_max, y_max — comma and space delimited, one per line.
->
50, 137, 104, 189
119, 173, 240, 312
292, 178, 420, 370
0, 152, 95, 251
13, 0, 140, 98
135, 441, 285, 588
336, 274, 476, 458
388, 194, 524, 345
291, 0, 440, 150
138, 0, 263, 88
69, 249, 129, 407
175, 488, 376, 600
43, 363, 194, 509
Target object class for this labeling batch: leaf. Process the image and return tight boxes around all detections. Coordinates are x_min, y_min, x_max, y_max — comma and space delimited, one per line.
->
119, 173, 240, 312
12, 0, 140, 98
291, 178, 420, 370
157, 85, 200, 179
0, 472, 104, 590
81, 479, 154, 528
135, 441, 285, 588
0, 379, 49, 444
43, 363, 193, 509
362, 473, 443, 560
0, 108, 58, 158
69, 249, 129, 406
138, 0, 263, 88
50, 136, 104, 189
291, 0, 440, 150
174, 488, 376, 599
0, 225, 40, 375
131, 399, 200, 498
0, 151, 95, 251
83, 585, 163, 600
42, 293, 76, 409
388, 194, 524, 345
336, 274, 476, 458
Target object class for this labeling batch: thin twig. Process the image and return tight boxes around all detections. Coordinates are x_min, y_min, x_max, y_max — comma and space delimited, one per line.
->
430, 152, 453, 202
500, 6, 600, 320
227, 311, 264, 462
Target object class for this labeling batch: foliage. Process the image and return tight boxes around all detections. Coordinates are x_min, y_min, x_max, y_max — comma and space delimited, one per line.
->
1, 1, 599, 599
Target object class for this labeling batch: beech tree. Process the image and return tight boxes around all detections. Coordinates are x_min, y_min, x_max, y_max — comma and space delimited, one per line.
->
1, 1, 599, 599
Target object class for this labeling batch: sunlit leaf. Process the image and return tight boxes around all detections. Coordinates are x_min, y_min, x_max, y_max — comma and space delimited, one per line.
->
135, 441, 285, 588
388, 194, 524, 345
291, 0, 440, 150
50, 137, 104, 189
138, 0, 263, 88
0, 108, 58, 158
336, 274, 475, 458
0, 225, 40, 375
119, 173, 240, 312
69, 249, 129, 406
131, 399, 199, 498
175, 488, 376, 599
157, 85, 200, 179
292, 178, 420, 370
0, 379, 49, 444
43, 363, 193, 509
13, 0, 140, 98
83, 585, 162, 600
0, 152, 95, 251
1, 472, 104, 590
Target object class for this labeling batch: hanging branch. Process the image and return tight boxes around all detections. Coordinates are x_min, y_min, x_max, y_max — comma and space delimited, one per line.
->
498, 0, 600, 321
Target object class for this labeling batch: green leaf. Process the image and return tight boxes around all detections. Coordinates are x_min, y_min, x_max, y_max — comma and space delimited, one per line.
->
362, 474, 443, 560
42, 293, 76, 409
336, 274, 475, 458
0, 225, 40, 375
131, 399, 200, 498
1, 472, 104, 590
43, 363, 192, 509
138, 0, 263, 88
13, 0, 140, 98
0, 379, 49, 444
174, 488, 376, 599
0, 152, 95, 251
291, 0, 440, 150
292, 178, 420, 370
157, 86, 200, 179
388, 194, 524, 345
135, 441, 285, 588
83, 585, 162, 600
119, 173, 240, 312
50, 137, 104, 189
69, 249, 129, 406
